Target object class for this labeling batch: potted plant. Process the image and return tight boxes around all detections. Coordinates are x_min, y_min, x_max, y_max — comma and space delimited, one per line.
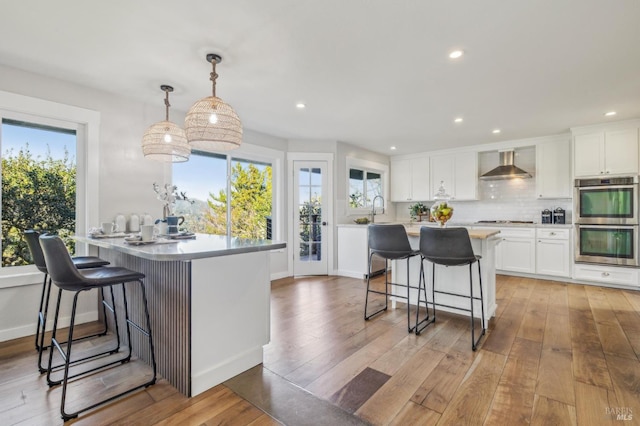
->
409, 202, 429, 221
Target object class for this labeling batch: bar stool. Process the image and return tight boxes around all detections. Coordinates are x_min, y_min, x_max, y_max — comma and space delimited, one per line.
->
416, 227, 485, 350
39, 234, 157, 421
364, 224, 421, 332
23, 230, 111, 373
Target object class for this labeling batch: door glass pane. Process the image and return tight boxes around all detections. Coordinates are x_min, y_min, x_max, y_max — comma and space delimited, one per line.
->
298, 166, 322, 263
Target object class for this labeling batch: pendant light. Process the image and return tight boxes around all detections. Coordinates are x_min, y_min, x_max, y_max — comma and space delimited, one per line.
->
185, 53, 242, 151
142, 85, 190, 162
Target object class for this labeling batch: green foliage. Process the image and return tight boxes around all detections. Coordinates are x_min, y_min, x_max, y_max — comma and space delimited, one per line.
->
2, 146, 76, 266
204, 162, 272, 239
299, 196, 322, 257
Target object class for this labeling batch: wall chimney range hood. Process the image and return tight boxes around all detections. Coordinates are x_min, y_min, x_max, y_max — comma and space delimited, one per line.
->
480, 150, 532, 180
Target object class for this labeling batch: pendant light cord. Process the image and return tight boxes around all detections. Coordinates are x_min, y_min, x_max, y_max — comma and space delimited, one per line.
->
210, 59, 218, 97
164, 89, 171, 121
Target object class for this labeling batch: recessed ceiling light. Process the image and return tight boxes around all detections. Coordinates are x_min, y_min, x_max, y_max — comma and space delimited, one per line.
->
390, 146, 397, 150
454, 117, 463, 123
492, 129, 501, 134
296, 102, 306, 109
604, 111, 617, 117
449, 50, 464, 59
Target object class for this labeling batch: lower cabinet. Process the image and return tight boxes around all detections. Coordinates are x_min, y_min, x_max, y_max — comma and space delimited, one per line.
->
573, 263, 640, 288
495, 228, 536, 274
536, 228, 571, 277
337, 225, 385, 279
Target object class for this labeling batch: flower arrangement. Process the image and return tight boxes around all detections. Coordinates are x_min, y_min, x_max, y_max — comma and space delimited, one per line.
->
153, 182, 193, 218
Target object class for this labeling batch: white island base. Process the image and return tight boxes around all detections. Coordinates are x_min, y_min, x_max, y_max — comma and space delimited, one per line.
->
77, 234, 284, 397
391, 227, 500, 325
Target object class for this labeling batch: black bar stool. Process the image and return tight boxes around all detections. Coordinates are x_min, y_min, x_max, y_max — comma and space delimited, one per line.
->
23, 230, 111, 373
416, 227, 485, 350
39, 234, 157, 421
364, 224, 421, 332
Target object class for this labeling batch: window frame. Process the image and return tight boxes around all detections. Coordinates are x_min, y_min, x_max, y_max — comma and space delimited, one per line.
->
0, 91, 99, 289
346, 157, 389, 214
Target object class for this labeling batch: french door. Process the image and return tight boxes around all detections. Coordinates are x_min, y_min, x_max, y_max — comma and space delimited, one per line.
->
293, 160, 329, 275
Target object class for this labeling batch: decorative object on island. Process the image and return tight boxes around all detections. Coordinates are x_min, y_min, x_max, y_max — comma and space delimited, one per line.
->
153, 183, 194, 219
354, 217, 370, 224
430, 181, 454, 227
142, 85, 190, 162
409, 202, 429, 222
185, 53, 242, 152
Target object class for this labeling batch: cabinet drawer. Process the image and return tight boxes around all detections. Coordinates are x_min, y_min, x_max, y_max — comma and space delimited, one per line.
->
574, 264, 639, 287
536, 228, 570, 240
497, 227, 535, 239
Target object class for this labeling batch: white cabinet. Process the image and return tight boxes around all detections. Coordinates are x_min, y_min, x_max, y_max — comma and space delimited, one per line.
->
536, 228, 571, 277
495, 227, 536, 274
574, 263, 639, 288
574, 128, 639, 177
390, 156, 430, 202
430, 151, 478, 200
336, 225, 385, 279
536, 140, 571, 198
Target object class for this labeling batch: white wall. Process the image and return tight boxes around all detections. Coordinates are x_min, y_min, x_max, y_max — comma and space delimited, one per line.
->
0, 64, 290, 341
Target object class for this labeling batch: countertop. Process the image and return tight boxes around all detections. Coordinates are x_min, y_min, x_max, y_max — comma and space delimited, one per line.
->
75, 233, 287, 262
405, 228, 500, 240
337, 221, 572, 229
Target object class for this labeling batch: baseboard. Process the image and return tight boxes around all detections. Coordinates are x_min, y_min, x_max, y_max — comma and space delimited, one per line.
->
270, 271, 290, 281
0, 310, 98, 342
191, 345, 264, 397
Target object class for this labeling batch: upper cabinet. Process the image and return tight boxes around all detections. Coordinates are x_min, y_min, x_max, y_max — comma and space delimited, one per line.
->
574, 128, 639, 177
390, 156, 430, 202
430, 151, 478, 200
536, 139, 571, 198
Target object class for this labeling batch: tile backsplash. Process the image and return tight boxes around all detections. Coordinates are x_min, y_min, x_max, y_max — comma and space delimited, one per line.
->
396, 178, 572, 224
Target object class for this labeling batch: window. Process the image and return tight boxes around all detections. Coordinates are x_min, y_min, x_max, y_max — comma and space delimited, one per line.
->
1, 118, 78, 268
347, 157, 388, 212
173, 150, 274, 240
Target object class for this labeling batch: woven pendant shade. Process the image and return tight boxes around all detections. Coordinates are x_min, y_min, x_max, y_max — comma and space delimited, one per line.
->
142, 85, 190, 162
142, 120, 190, 162
185, 54, 242, 152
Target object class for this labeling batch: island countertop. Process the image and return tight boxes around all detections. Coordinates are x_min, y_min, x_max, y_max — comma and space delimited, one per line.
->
75, 233, 286, 262
405, 227, 500, 240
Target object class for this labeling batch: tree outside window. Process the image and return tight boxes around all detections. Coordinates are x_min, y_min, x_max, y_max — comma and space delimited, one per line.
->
1, 119, 77, 267
173, 152, 273, 240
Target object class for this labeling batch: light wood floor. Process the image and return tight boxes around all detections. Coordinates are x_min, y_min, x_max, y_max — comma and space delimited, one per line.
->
2, 274, 640, 425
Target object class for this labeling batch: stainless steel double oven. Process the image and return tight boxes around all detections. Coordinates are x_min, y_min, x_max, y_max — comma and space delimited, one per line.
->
574, 176, 639, 266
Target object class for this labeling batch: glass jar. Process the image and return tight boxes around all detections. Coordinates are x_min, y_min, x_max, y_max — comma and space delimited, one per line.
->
430, 181, 454, 227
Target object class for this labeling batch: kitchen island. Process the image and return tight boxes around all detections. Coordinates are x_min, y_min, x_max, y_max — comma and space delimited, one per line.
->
75, 233, 286, 397
392, 226, 500, 324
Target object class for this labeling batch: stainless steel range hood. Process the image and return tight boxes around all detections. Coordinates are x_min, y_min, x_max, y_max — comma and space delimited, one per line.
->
480, 150, 532, 180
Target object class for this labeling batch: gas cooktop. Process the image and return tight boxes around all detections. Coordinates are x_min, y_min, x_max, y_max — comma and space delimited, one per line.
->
476, 220, 535, 224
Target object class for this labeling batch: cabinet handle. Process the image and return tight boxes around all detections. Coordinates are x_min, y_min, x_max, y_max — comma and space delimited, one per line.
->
602, 272, 610, 277
550, 232, 556, 236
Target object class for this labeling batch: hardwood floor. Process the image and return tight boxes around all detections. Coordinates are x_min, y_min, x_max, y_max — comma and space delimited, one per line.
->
2, 274, 640, 425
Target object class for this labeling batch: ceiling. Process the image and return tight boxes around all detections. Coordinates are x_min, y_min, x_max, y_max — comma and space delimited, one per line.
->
1, 0, 639, 155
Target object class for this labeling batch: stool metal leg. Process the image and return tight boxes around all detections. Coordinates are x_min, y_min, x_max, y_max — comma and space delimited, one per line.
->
58, 280, 157, 421
470, 261, 486, 351
415, 258, 435, 335
364, 253, 389, 321
36, 284, 112, 374
35, 274, 49, 351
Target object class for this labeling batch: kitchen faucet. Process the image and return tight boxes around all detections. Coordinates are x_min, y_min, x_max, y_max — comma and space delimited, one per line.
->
371, 195, 385, 223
